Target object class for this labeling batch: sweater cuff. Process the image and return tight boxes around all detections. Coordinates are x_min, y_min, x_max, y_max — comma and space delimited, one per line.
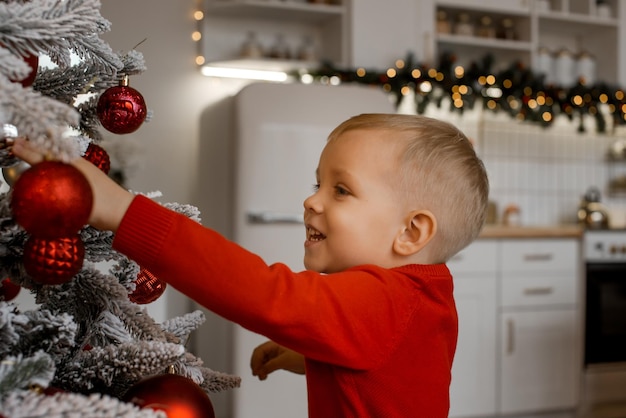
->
112, 195, 175, 268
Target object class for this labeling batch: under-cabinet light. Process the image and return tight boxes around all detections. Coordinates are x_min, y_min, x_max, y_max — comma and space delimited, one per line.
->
201, 65, 289, 82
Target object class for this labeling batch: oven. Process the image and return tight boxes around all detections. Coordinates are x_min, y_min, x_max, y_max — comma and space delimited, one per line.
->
582, 230, 626, 412
584, 230, 626, 366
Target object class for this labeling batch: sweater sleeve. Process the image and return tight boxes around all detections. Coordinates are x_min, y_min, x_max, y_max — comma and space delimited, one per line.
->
113, 195, 454, 370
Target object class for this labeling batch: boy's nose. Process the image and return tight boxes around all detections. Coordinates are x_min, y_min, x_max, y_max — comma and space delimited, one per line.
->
303, 193, 321, 213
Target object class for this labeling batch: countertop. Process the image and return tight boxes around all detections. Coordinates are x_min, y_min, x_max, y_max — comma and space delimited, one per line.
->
479, 224, 584, 239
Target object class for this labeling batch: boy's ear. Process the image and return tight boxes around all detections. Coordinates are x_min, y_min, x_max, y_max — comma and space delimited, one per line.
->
393, 210, 437, 256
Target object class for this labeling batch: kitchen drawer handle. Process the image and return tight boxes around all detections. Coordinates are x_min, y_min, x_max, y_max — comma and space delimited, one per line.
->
523, 253, 553, 262
523, 286, 554, 296
507, 319, 515, 355
247, 212, 304, 225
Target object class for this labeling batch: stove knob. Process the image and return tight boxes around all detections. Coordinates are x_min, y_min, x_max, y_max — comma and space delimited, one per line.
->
610, 245, 618, 255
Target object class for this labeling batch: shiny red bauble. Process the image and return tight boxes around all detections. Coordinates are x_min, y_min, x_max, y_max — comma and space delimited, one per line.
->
82, 142, 111, 174
97, 83, 147, 134
123, 374, 215, 418
0, 278, 20, 301
129, 268, 167, 305
11, 161, 93, 239
23, 235, 84, 285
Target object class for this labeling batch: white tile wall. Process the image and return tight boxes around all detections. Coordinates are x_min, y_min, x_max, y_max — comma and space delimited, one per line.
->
404, 96, 626, 227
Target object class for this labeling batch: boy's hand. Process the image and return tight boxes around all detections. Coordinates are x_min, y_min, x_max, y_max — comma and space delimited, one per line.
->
250, 340, 305, 380
11, 138, 134, 232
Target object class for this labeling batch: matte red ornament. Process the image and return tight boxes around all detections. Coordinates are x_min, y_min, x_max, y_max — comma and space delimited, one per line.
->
11, 161, 93, 239
129, 268, 167, 304
82, 143, 111, 174
97, 78, 147, 134
0, 278, 20, 301
23, 235, 84, 285
123, 374, 215, 418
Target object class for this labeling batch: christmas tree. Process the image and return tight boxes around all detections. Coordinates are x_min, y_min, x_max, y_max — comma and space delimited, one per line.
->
0, 0, 239, 416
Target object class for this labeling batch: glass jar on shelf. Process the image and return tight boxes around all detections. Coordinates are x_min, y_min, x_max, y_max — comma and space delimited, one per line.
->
239, 31, 264, 59
297, 36, 317, 62
476, 15, 496, 38
497, 17, 516, 40
454, 12, 474, 37
436, 10, 451, 34
268, 33, 291, 60
596, 0, 612, 18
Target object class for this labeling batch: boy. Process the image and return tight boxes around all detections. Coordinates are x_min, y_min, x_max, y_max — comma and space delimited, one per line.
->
13, 113, 489, 417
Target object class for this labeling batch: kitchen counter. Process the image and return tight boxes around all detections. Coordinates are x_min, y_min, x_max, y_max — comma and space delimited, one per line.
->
479, 224, 584, 239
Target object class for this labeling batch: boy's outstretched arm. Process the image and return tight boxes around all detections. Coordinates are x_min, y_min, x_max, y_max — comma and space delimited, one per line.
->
11, 138, 134, 232
250, 340, 305, 381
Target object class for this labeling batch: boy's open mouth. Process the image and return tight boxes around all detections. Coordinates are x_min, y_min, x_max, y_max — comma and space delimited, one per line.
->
306, 226, 326, 242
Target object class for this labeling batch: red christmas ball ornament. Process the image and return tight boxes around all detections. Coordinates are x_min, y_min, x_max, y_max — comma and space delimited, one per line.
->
23, 235, 84, 285
0, 278, 20, 301
11, 161, 93, 239
97, 76, 147, 134
2, 43, 38, 87
123, 374, 215, 418
17, 52, 39, 87
82, 143, 111, 174
129, 268, 167, 305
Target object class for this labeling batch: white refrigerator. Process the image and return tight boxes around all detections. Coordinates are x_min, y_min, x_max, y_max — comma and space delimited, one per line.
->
195, 82, 394, 418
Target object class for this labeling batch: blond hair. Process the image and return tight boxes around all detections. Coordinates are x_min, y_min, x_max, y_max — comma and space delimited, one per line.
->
327, 114, 489, 263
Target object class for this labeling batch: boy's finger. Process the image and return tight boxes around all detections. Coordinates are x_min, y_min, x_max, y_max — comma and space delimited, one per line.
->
11, 138, 45, 165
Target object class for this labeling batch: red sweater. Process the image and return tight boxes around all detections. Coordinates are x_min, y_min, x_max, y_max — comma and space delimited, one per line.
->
113, 196, 458, 417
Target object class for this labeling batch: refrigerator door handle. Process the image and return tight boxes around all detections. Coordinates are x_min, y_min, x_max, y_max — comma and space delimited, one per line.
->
247, 211, 304, 224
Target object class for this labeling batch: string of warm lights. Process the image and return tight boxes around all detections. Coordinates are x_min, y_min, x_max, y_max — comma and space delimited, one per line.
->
296, 52, 626, 133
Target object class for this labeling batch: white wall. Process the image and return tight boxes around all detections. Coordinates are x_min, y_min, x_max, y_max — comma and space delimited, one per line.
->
99, 1, 253, 323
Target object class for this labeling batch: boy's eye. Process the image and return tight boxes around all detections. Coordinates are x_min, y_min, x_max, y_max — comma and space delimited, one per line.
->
312, 183, 320, 192
335, 185, 349, 196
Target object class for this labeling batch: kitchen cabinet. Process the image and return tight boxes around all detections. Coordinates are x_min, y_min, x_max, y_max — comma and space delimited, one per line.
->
199, 0, 349, 73
199, 0, 626, 87
498, 239, 582, 414
448, 237, 582, 417
426, 0, 626, 86
447, 240, 498, 417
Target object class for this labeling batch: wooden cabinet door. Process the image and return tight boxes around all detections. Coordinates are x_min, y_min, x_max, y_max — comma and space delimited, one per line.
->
499, 309, 580, 414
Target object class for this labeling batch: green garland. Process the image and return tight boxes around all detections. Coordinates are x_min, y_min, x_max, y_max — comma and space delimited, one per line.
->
298, 53, 626, 133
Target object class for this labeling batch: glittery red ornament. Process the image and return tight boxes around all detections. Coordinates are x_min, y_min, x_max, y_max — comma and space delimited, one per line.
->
123, 374, 215, 418
11, 161, 93, 239
0, 278, 20, 301
82, 143, 111, 174
129, 268, 167, 304
97, 77, 147, 134
23, 235, 84, 285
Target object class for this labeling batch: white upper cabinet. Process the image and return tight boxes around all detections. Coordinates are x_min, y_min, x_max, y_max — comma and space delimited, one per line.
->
199, 0, 349, 73
429, 0, 625, 85
199, 0, 626, 86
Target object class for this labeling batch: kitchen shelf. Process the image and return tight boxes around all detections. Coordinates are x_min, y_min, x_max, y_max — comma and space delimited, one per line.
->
432, 0, 622, 85
199, 0, 348, 76
537, 11, 618, 26
437, 33, 532, 51
203, 1, 346, 22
